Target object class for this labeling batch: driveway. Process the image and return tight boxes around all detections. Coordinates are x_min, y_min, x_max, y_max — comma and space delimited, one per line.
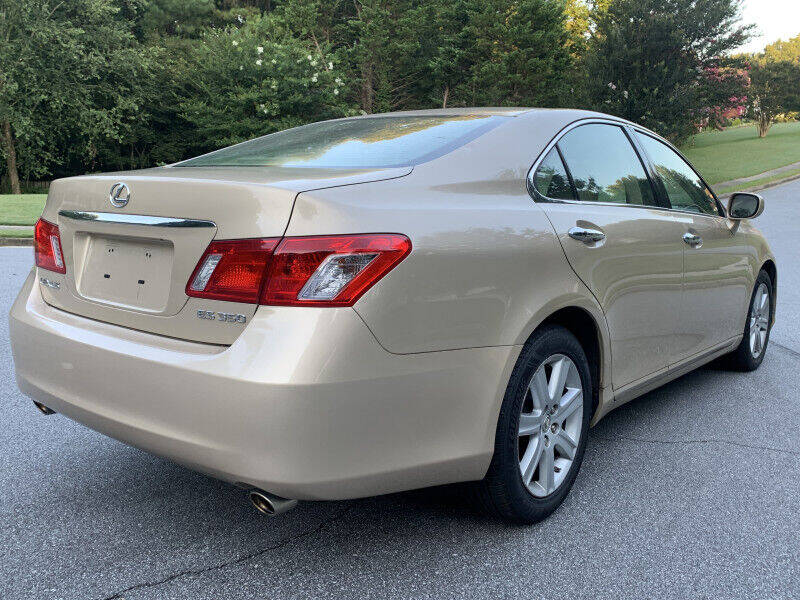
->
2, 180, 798, 600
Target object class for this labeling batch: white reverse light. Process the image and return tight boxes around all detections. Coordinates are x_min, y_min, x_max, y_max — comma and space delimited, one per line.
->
189, 253, 223, 291
297, 253, 377, 300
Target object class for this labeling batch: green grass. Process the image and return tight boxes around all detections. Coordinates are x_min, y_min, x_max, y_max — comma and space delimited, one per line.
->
0, 194, 46, 225
680, 122, 800, 184
0, 227, 34, 238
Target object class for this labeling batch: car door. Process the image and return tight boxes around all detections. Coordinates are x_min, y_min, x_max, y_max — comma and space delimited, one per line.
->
531, 122, 686, 390
634, 132, 752, 361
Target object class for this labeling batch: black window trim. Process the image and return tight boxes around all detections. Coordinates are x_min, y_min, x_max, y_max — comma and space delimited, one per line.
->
528, 144, 578, 202
526, 119, 668, 211
630, 128, 726, 219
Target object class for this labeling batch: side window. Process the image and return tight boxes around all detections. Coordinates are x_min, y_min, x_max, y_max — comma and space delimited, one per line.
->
636, 133, 719, 216
557, 124, 656, 206
532, 148, 575, 200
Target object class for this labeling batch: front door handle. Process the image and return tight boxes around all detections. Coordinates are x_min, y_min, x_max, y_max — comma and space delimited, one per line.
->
568, 226, 605, 244
682, 232, 703, 248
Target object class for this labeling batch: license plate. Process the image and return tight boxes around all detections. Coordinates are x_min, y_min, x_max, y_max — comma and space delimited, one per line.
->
77, 235, 173, 311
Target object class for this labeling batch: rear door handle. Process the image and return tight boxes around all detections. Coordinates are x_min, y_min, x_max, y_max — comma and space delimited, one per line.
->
568, 227, 605, 244
682, 232, 703, 248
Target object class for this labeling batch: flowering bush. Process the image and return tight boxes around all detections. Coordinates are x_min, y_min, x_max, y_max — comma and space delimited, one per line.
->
179, 12, 352, 151
695, 64, 750, 131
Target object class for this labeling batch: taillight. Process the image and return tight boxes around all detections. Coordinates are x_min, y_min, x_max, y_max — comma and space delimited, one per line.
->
185, 234, 411, 307
262, 234, 411, 307
34, 218, 65, 274
186, 238, 279, 303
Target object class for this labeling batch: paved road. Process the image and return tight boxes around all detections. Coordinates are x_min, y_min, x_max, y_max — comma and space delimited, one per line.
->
2, 181, 799, 600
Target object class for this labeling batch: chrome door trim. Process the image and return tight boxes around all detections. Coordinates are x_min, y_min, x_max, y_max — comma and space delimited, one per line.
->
526, 117, 665, 209
58, 210, 216, 228
525, 117, 725, 218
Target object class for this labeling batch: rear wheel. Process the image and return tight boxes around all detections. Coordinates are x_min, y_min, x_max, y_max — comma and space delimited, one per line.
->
724, 270, 773, 371
475, 325, 591, 523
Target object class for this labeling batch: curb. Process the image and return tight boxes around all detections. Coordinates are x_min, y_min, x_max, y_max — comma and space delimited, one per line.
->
0, 237, 33, 247
716, 171, 800, 200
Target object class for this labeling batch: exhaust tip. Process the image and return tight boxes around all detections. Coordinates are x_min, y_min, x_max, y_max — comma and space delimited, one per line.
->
249, 490, 298, 517
33, 401, 55, 415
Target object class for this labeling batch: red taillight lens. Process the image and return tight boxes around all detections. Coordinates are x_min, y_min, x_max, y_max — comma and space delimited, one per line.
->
185, 234, 411, 306
186, 238, 279, 303
261, 234, 411, 307
34, 218, 66, 274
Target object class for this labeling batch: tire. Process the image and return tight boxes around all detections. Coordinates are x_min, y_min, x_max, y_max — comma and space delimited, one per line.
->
474, 324, 592, 524
724, 270, 774, 371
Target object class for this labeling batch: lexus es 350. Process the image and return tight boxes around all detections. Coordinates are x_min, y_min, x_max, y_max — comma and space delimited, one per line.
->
9, 108, 776, 523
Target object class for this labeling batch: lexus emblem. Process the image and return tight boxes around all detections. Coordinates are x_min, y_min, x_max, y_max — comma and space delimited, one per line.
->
109, 182, 131, 208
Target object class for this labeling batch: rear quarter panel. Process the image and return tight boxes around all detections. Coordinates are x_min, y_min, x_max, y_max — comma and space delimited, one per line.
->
288, 174, 599, 351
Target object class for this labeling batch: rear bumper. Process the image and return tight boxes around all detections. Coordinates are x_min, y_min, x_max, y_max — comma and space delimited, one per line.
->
10, 270, 518, 500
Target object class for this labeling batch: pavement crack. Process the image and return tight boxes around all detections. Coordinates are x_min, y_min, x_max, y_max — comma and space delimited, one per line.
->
97, 504, 353, 600
597, 435, 800, 457
771, 341, 800, 360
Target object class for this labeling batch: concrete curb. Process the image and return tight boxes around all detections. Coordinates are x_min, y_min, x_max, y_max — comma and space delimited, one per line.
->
0, 237, 33, 247
717, 171, 800, 200
713, 159, 800, 190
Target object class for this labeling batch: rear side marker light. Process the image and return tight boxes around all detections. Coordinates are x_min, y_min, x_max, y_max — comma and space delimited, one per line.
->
186, 234, 411, 307
34, 218, 66, 274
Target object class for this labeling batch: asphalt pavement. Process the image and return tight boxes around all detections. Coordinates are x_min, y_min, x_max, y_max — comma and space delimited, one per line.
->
1, 180, 799, 600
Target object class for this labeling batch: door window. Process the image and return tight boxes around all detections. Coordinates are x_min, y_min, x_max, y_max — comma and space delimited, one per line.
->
636, 133, 719, 216
557, 124, 656, 206
531, 148, 575, 200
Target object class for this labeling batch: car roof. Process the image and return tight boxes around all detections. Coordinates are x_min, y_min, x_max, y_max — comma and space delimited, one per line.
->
350, 107, 638, 126
392, 108, 663, 183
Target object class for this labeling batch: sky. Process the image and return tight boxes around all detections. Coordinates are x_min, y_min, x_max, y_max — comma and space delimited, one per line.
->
736, 0, 800, 53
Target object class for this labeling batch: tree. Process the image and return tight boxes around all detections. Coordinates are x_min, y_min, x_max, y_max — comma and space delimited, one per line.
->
749, 59, 800, 137
584, 0, 752, 143
763, 33, 800, 64
463, 0, 574, 107
0, 0, 153, 193
697, 57, 750, 130
177, 9, 352, 153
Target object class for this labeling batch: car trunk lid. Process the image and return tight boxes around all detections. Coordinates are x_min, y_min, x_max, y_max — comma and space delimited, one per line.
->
38, 165, 410, 344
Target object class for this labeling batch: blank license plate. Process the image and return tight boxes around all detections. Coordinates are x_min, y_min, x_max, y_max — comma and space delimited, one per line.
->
78, 235, 174, 311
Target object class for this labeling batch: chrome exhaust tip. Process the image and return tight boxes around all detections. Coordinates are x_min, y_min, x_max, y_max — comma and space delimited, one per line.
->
249, 490, 298, 516
33, 401, 55, 415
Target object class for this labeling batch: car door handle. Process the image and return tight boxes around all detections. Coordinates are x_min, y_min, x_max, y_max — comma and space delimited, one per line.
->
682, 232, 703, 248
568, 227, 605, 244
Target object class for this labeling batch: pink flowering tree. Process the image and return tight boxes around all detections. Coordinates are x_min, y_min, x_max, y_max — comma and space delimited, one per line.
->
696, 61, 750, 131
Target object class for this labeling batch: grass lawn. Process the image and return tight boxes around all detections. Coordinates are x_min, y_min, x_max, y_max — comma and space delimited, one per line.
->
0, 194, 47, 225
681, 122, 800, 185
0, 227, 34, 238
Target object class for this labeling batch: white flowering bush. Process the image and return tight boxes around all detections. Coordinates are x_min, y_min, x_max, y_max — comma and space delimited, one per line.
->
179, 13, 350, 149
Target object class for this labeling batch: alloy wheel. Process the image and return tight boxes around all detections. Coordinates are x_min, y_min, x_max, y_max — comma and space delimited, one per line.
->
517, 354, 584, 497
749, 283, 770, 358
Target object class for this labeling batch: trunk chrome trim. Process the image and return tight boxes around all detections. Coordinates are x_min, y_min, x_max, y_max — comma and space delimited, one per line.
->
58, 210, 216, 229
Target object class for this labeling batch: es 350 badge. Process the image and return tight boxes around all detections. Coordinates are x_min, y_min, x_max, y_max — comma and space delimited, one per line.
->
197, 310, 247, 324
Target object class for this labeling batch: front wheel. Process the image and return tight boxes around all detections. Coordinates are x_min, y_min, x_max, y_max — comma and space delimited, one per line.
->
474, 325, 592, 524
724, 270, 773, 371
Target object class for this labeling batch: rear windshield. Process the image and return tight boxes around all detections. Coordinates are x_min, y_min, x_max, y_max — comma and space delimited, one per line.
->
175, 115, 508, 169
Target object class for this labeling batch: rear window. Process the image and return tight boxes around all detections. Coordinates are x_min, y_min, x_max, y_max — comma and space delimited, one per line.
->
175, 115, 508, 169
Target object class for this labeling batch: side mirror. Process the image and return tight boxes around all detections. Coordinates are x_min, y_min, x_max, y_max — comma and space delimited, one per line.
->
727, 192, 764, 220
